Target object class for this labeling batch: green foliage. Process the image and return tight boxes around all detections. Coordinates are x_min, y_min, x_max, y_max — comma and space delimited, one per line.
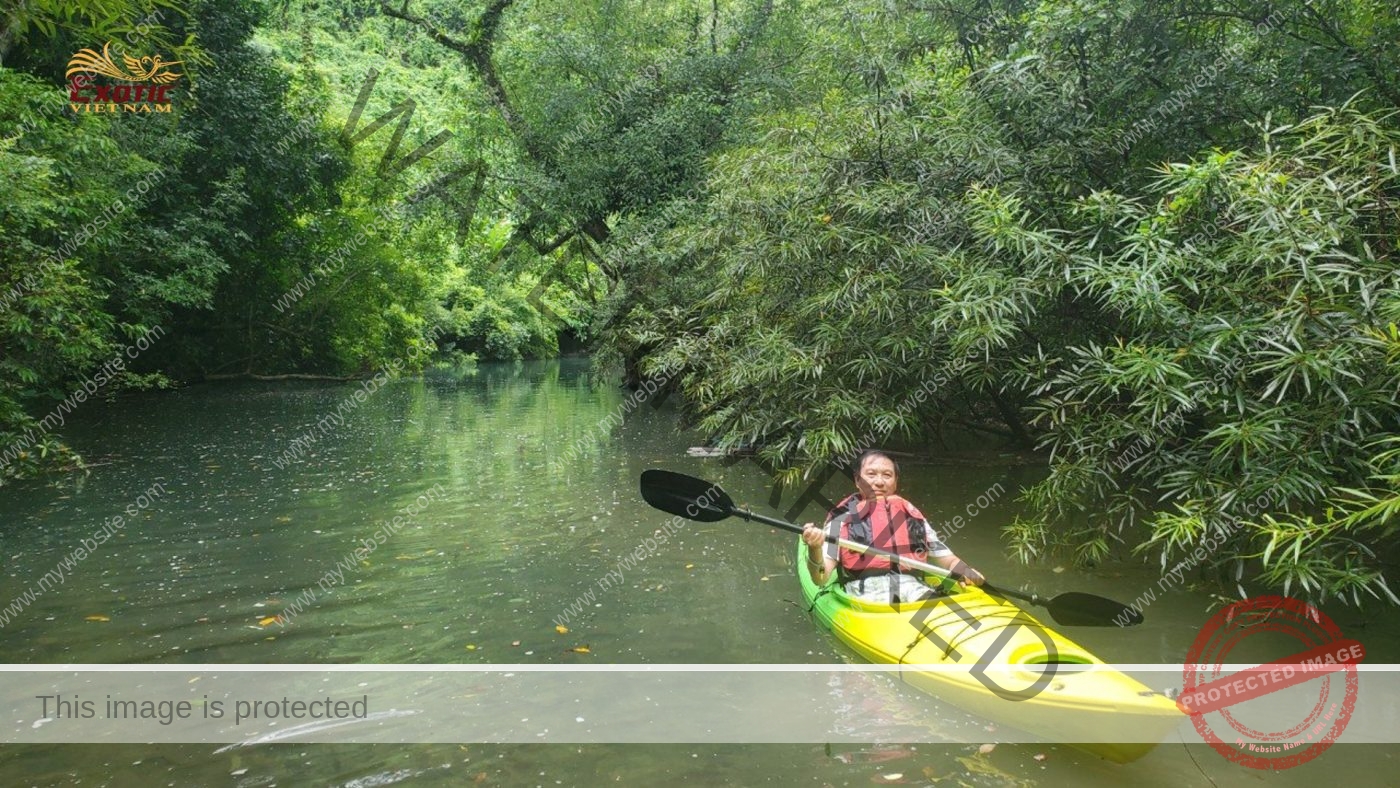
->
1015, 105, 1400, 605
434, 280, 555, 361
5, 0, 1400, 611
0, 70, 125, 477
599, 0, 1400, 607
600, 40, 1046, 470
0, 0, 195, 67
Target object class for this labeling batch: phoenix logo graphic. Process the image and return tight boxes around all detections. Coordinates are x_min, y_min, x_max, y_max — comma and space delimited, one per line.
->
66, 42, 183, 113
66, 42, 183, 84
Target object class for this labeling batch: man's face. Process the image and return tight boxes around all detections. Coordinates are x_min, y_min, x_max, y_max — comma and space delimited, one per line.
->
855, 455, 898, 498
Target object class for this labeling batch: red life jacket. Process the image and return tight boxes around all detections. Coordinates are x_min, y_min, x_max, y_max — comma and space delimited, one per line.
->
832, 493, 930, 578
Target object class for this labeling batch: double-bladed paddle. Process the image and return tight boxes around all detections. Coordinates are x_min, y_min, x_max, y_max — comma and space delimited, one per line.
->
639, 469, 1143, 627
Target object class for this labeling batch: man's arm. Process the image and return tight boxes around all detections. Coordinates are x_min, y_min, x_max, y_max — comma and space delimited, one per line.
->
923, 522, 983, 586
800, 521, 839, 584
932, 553, 985, 586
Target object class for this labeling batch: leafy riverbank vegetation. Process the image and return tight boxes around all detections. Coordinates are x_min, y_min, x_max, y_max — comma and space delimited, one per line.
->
3, 0, 1398, 606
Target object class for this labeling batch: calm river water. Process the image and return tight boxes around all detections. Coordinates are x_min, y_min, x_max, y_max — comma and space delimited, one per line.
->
0, 359, 1394, 785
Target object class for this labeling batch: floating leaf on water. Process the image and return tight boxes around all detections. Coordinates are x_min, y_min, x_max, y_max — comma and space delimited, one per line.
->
511, 640, 521, 647
873, 774, 905, 784
465, 644, 477, 651
760, 576, 770, 581
977, 743, 996, 755
956, 752, 1030, 786
1033, 753, 1048, 762
836, 747, 909, 764
568, 645, 591, 654
258, 616, 278, 627
1052, 566, 1065, 574
555, 625, 569, 634
84, 615, 110, 622
685, 564, 695, 569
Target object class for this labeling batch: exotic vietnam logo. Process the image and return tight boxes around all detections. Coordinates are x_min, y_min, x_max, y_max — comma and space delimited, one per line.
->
67, 42, 182, 113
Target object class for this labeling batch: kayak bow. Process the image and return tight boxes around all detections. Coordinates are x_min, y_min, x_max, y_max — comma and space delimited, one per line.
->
797, 541, 1183, 763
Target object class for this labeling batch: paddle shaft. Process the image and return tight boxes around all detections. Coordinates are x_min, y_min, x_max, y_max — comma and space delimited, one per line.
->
639, 469, 1136, 625
728, 505, 1036, 604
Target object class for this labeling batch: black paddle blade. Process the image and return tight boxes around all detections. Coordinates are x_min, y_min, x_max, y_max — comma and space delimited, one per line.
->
639, 470, 735, 522
1044, 592, 1143, 627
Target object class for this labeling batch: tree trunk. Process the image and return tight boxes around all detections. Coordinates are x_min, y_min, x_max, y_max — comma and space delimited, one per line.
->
990, 389, 1036, 449
204, 372, 363, 382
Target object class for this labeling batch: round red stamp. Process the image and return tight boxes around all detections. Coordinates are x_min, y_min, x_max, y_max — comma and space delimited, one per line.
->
1178, 595, 1363, 769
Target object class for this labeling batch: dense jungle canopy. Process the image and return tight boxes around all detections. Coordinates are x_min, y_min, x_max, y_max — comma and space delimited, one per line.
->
3, 0, 1399, 609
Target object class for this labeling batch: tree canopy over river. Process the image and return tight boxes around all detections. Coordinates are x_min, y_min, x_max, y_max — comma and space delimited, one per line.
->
3, 0, 1399, 611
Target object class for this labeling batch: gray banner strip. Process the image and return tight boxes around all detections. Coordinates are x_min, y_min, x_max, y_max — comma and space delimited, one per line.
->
1, 666, 1389, 746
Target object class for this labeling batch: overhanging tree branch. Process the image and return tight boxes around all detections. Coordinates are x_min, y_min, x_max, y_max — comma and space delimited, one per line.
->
380, 1, 550, 161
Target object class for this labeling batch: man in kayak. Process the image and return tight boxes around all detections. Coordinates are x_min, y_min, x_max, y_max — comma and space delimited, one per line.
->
801, 450, 985, 602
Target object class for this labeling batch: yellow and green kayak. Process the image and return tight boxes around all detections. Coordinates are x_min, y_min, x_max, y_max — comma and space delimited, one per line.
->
797, 540, 1183, 762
